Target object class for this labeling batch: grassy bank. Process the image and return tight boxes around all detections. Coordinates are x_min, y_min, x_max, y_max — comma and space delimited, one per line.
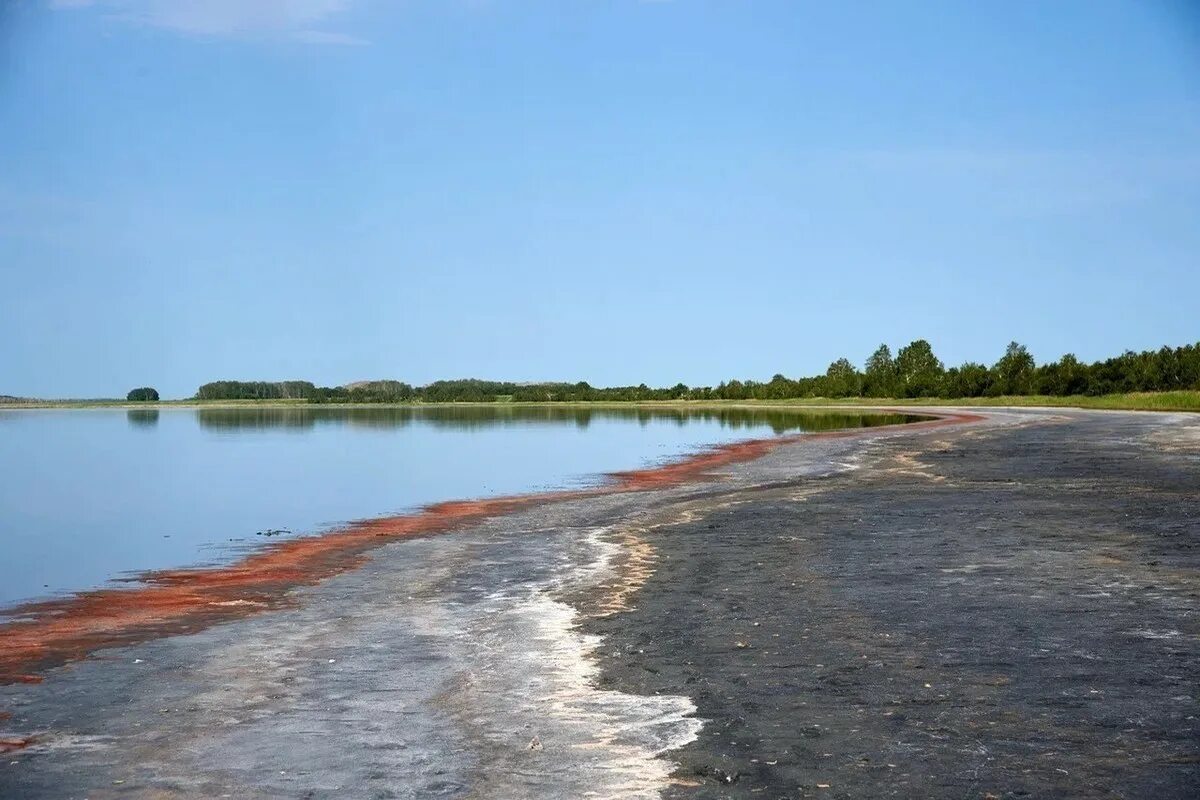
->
761, 391, 1200, 413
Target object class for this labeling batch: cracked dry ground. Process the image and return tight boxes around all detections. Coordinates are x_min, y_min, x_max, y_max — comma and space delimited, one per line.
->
589, 411, 1200, 799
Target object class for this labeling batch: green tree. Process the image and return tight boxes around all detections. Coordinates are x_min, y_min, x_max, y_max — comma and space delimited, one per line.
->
895, 340, 944, 397
942, 362, 991, 397
824, 358, 863, 397
765, 374, 797, 399
126, 387, 159, 402
1036, 353, 1088, 396
993, 341, 1036, 395
720, 379, 748, 400
863, 344, 897, 397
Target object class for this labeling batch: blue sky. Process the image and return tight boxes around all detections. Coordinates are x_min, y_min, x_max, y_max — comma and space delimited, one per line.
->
2, 0, 1198, 398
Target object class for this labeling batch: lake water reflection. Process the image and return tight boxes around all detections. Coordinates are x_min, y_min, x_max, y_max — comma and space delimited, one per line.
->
0, 405, 922, 607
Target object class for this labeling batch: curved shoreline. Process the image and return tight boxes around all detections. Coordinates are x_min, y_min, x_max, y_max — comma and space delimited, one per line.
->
0, 410, 980, 687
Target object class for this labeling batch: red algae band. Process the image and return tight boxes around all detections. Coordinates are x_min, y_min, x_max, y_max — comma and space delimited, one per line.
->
0, 411, 980, 684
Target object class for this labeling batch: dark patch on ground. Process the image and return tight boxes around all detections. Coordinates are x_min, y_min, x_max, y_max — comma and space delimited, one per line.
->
589, 414, 1200, 799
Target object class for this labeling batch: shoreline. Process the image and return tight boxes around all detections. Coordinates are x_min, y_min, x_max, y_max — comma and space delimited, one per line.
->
0, 410, 976, 686
2, 392, 1198, 412
2, 408, 1196, 796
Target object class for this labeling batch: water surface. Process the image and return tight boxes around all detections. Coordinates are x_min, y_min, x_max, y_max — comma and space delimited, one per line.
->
0, 405, 920, 607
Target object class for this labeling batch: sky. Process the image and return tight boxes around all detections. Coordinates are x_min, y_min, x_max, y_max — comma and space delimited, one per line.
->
1, 0, 1198, 399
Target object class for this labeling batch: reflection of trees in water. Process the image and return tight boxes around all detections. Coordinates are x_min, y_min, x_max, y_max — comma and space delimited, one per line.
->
195, 406, 926, 434
126, 409, 160, 428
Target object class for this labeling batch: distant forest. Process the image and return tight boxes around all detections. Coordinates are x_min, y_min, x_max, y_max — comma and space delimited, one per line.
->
194, 340, 1200, 404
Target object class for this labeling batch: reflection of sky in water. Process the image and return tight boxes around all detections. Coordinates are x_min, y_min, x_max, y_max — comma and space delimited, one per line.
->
0, 407, 920, 606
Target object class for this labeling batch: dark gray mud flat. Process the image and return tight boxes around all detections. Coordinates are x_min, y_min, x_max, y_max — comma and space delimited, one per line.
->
587, 410, 1200, 799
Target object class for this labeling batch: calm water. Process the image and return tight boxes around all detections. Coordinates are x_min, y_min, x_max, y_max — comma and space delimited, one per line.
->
0, 406, 921, 607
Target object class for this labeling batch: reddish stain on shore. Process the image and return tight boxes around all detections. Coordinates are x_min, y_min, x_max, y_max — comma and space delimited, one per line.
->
0, 411, 979, 685
0, 736, 35, 754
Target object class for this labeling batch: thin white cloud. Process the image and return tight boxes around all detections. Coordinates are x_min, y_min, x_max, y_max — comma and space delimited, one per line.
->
49, 0, 363, 45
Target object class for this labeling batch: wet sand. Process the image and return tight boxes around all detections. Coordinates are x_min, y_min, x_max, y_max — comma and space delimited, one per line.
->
1, 408, 1197, 798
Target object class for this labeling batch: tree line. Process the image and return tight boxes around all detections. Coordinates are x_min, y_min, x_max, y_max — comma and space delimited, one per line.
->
193, 340, 1200, 404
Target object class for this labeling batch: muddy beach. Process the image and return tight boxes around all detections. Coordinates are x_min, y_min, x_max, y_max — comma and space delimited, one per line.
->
1, 408, 1197, 798
589, 409, 1200, 798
